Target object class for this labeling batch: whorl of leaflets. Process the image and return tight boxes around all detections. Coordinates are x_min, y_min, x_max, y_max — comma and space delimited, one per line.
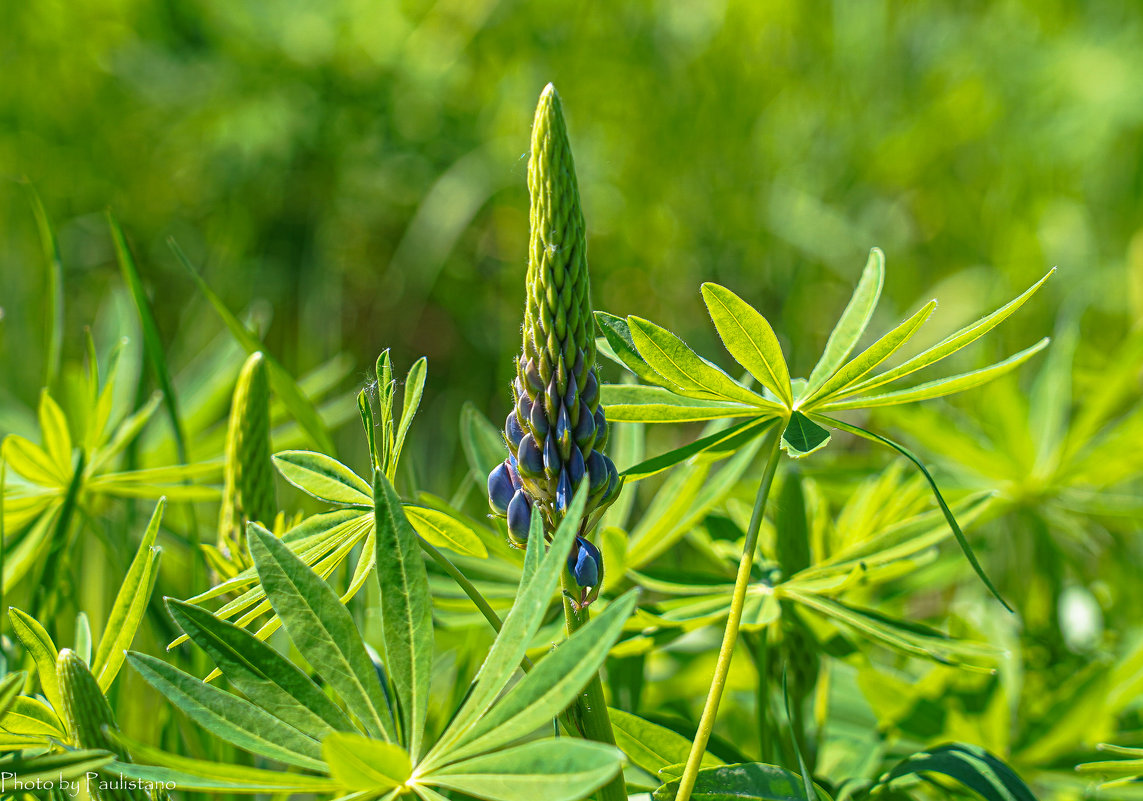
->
487, 84, 619, 608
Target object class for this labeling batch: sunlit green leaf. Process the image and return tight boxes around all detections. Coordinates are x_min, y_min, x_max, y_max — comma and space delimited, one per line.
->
804, 247, 884, 397
324, 732, 412, 791
700, 282, 793, 407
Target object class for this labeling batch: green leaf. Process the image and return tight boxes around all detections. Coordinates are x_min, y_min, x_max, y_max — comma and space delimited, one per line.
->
426, 739, 624, 801
880, 742, 1036, 801
37, 390, 72, 470
781, 412, 831, 458
0, 749, 113, 786
2, 695, 65, 737
424, 486, 586, 769
404, 504, 488, 558
376, 350, 396, 465
624, 417, 776, 481
167, 599, 355, 737
358, 389, 379, 472
821, 338, 1050, 411
801, 300, 936, 408
274, 450, 372, 505
391, 357, 427, 476
3, 434, 67, 486
460, 401, 508, 478
171, 238, 334, 453
110, 731, 340, 793
323, 732, 413, 792
628, 315, 768, 406
595, 311, 675, 387
840, 269, 1056, 397
93, 497, 164, 690
602, 384, 765, 423
127, 651, 325, 769
448, 590, 640, 761
0, 672, 27, 718
373, 470, 434, 759
782, 670, 815, 801
700, 283, 793, 407
653, 762, 831, 801
8, 606, 63, 713
804, 247, 885, 397
814, 415, 1012, 613
111, 214, 192, 465
610, 708, 725, 776
247, 522, 395, 741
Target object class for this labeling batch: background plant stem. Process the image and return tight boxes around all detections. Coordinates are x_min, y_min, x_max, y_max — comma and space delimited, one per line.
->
560, 569, 627, 801
676, 424, 785, 801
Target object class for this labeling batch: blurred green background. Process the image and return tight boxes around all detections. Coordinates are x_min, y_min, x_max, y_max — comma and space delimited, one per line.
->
3, 0, 1142, 484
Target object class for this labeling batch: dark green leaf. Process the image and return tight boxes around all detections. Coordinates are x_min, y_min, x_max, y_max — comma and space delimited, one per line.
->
880, 743, 1036, 801
781, 412, 831, 458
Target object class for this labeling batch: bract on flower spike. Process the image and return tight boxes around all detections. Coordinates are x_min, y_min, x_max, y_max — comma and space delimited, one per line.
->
486, 84, 619, 599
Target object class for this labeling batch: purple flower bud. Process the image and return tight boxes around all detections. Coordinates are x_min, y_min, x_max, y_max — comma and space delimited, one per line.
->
546, 377, 561, 427
556, 403, 573, 461
563, 371, 578, 411
568, 446, 586, 487
516, 391, 532, 426
529, 396, 549, 437
604, 458, 620, 501
487, 462, 515, 515
572, 349, 585, 383
556, 468, 572, 514
593, 407, 608, 452
517, 434, 544, 479
507, 491, 532, 545
573, 399, 595, 448
506, 457, 522, 489
506, 410, 525, 449
582, 370, 599, 408
568, 536, 602, 588
587, 450, 609, 495
544, 431, 560, 475
523, 358, 543, 392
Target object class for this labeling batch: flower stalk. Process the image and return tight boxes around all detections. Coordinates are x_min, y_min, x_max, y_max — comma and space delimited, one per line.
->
675, 421, 786, 801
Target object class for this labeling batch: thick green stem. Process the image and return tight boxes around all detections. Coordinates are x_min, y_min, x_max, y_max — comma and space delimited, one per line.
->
676, 425, 784, 801
561, 569, 626, 801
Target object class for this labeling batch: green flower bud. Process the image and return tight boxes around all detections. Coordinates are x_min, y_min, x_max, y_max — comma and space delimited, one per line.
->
58, 649, 149, 801
218, 351, 276, 570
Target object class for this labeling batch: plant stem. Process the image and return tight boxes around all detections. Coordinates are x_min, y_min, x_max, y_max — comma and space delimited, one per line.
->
676, 425, 784, 801
560, 569, 626, 801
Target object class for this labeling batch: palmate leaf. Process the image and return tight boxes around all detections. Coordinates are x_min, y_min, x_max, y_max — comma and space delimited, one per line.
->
609, 708, 725, 776
596, 311, 677, 388
323, 732, 413, 792
700, 282, 793, 407
274, 450, 372, 505
781, 412, 831, 458
600, 384, 761, 423
820, 338, 1050, 411
804, 247, 885, 396
813, 414, 1012, 612
799, 300, 937, 409
247, 523, 396, 742
879, 743, 1036, 801
167, 599, 355, 737
425, 739, 624, 801
422, 487, 586, 768
653, 762, 831, 801
627, 316, 769, 406
0, 749, 114, 786
391, 356, 427, 476
622, 417, 777, 481
8, 606, 63, 714
127, 651, 326, 770
444, 590, 640, 763
373, 470, 434, 760
93, 497, 164, 691
109, 731, 340, 794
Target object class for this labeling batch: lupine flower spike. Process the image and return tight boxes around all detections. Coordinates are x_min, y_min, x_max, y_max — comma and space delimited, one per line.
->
487, 83, 619, 609
213, 351, 275, 575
